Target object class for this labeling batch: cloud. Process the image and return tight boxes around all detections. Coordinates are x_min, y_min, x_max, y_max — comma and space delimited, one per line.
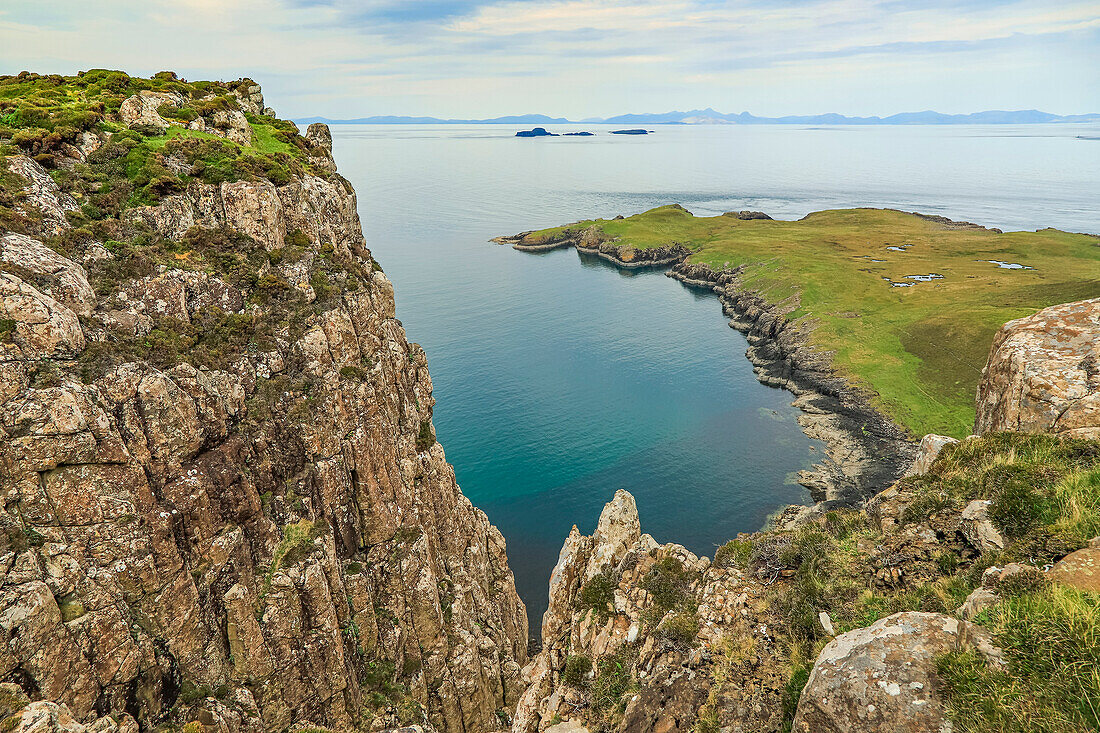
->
0, 0, 1096, 117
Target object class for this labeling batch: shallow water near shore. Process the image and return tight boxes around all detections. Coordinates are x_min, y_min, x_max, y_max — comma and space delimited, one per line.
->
333, 122, 1100, 632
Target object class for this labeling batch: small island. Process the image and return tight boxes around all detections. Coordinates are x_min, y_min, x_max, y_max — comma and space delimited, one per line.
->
610, 128, 651, 134
515, 127, 557, 137
515, 128, 595, 137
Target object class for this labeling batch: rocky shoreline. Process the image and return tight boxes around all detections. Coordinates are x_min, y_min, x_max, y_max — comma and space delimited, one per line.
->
668, 262, 917, 508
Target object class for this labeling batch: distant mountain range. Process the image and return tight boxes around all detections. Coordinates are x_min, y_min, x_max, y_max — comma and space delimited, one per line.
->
297, 108, 1100, 126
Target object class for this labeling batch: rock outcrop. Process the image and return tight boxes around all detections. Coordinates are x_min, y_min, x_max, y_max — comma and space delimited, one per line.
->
513, 484, 1003, 733
119, 91, 183, 133
495, 225, 693, 268
975, 297, 1100, 438
512, 491, 725, 733
1, 74, 526, 733
2, 156, 79, 237
791, 612, 1001, 733
904, 434, 958, 477
518, 419, 1099, 733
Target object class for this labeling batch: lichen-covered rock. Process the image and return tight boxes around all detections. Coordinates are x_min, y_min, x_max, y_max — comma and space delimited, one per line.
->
960, 499, 1005, 552
221, 180, 286, 251
306, 123, 333, 153
792, 612, 1001, 733
124, 194, 196, 240
514, 490, 796, 733
957, 586, 998, 620
0, 272, 85, 359
905, 434, 959, 477
975, 298, 1100, 438
2, 699, 138, 733
3, 156, 79, 236
118, 91, 184, 132
1049, 547, 1100, 591
209, 107, 253, 146
0, 234, 96, 316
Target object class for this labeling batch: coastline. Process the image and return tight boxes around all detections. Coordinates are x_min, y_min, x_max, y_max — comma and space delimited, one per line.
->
668, 261, 917, 508
495, 228, 918, 511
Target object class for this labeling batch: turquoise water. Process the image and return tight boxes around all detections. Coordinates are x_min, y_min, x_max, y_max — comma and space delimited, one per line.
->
333, 123, 1100, 630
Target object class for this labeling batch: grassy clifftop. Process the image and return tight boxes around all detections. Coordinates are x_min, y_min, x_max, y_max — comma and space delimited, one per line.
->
0, 70, 327, 229
518, 206, 1100, 437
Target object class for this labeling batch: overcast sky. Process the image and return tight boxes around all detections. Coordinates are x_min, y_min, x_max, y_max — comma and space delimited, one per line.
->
2, 0, 1097, 119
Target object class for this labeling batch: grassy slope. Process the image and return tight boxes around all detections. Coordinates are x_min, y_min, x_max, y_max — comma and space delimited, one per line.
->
526, 206, 1100, 437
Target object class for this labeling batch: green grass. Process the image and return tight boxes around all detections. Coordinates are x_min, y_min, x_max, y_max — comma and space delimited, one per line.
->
248, 118, 294, 155
899, 433, 1100, 563
144, 125, 216, 149
519, 207, 1100, 437
937, 584, 1100, 732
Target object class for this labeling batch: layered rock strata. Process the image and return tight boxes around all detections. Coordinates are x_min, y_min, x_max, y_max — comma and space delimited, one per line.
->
1, 79, 526, 733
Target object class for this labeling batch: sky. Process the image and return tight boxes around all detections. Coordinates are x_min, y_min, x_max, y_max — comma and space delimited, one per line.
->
1, 0, 1098, 119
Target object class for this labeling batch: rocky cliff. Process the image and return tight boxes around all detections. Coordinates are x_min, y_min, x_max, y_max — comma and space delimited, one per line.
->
0, 71, 526, 733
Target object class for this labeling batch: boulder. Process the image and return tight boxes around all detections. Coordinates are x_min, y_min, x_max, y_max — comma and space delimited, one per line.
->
792, 612, 1001, 733
975, 298, 1100, 438
957, 586, 998, 620
0, 234, 96, 316
1049, 547, 1100, 592
3, 700, 138, 733
209, 108, 252, 146
960, 499, 1004, 552
118, 91, 184, 132
0, 272, 85, 360
905, 434, 959, 477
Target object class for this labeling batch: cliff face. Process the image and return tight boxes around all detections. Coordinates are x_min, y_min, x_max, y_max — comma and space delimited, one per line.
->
0, 71, 525, 733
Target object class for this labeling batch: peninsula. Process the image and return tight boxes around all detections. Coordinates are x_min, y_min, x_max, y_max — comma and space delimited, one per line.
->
497, 206, 1100, 440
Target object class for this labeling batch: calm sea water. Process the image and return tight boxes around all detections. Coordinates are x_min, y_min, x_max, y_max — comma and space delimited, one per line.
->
332, 123, 1100, 631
